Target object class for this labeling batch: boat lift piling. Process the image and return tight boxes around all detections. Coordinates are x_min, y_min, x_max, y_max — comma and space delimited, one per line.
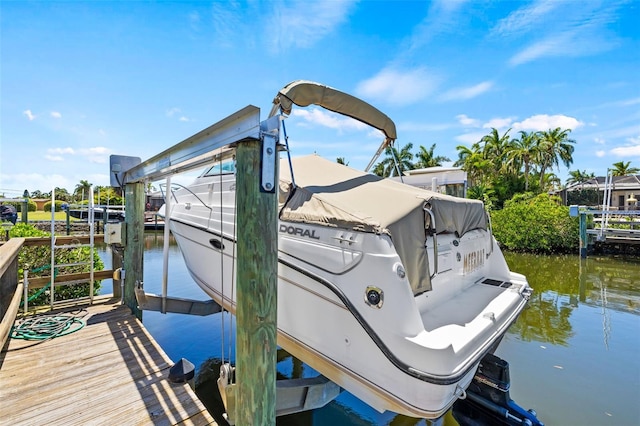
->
109, 105, 280, 424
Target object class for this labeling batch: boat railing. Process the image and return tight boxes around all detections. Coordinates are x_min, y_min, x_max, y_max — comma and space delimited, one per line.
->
160, 183, 213, 211
486, 211, 494, 257
424, 207, 438, 279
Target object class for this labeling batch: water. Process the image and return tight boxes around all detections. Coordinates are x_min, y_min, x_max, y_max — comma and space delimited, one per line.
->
100, 234, 640, 425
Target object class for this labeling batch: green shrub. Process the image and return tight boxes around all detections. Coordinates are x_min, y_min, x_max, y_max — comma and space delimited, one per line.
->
9, 223, 103, 306
491, 193, 579, 253
43, 200, 66, 212
2, 200, 37, 212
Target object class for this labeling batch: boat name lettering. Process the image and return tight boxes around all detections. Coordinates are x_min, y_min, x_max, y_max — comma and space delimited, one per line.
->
463, 249, 485, 274
279, 225, 320, 239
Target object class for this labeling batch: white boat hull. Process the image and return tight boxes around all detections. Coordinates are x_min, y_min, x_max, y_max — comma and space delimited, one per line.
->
167, 204, 529, 418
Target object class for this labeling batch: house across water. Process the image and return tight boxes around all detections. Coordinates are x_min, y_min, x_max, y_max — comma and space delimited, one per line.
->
392, 167, 467, 198
561, 174, 640, 209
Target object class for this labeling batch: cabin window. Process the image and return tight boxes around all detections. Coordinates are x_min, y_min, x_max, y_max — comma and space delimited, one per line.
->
203, 160, 236, 176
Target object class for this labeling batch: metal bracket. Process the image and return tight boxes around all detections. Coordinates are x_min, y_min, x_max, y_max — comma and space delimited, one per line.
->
260, 115, 280, 193
134, 282, 222, 316
216, 362, 342, 425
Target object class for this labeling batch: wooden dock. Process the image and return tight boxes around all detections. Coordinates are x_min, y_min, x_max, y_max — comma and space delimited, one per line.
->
0, 297, 216, 426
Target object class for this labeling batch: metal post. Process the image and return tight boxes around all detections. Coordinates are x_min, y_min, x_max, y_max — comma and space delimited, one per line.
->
235, 138, 278, 425
89, 186, 95, 304
50, 186, 55, 308
161, 176, 171, 314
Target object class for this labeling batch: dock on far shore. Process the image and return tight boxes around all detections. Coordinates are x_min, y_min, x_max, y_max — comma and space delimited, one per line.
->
0, 296, 215, 426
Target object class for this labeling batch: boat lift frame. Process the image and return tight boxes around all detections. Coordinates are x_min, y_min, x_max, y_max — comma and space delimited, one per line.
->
109, 104, 340, 422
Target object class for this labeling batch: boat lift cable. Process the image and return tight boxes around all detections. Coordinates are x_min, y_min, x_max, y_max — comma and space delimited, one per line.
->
281, 119, 296, 189
218, 166, 228, 366
229, 184, 237, 365
390, 146, 404, 183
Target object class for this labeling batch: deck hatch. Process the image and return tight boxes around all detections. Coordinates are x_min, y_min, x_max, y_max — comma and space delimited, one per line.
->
482, 278, 512, 288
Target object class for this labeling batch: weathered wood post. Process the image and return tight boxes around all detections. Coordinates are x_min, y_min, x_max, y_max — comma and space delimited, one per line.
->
579, 211, 588, 259
235, 131, 278, 425
21, 190, 29, 223
123, 182, 145, 320
112, 246, 123, 299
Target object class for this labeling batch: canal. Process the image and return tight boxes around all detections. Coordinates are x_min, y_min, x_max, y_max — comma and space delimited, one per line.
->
101, 234, 640, 425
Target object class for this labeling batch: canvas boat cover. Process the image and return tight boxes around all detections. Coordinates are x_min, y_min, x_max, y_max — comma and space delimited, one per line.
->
270, 80, 397, 142
279, 155, 488, 293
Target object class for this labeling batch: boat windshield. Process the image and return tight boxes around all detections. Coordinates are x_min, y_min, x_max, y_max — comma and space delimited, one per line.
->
202, 160, 236, 176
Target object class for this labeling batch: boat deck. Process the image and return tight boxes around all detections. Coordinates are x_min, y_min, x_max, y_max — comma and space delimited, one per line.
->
0, 297, 215, 425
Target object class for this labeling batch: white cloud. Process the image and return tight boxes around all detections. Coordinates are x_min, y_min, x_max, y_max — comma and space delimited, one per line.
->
48, 147, 75, 155
594, 137, 606, 145
45, 155, 65, 162
627, 135, 640, 145
166, 107, 181, 117
507, 3, 622, 66
79, 146, 111, 163
23, 110, 36, 121
610, 135, 640, 157
455, 132, 486, 145
610, 146, 640, 157
179, 116, 190, 122
0, 173, 72, 194
356, 67, 441, 106
399, 121, 454, 132
483, 116, 516, 130
266, 1, 356, 53
596, 150, 606, 157
50, 111, 62, 118
440, 81, 493, 102
456, 114, 480, 127
406, 0, 470, 52
492, 0, 559, 37
512, 114, 583, 131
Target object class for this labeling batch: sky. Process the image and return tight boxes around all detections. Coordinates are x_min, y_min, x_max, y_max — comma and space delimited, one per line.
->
1, 0, 639, 197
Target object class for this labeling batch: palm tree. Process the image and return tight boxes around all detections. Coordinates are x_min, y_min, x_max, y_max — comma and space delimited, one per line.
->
373, 142, 414, 177
480, 128, 511, 174
537, 128, 575, 189
539, 172, 562, 192
566, 169, 595, 189
414, 144, 450, 169
506, 131, 540, 191
454, 142, 492, 187
336, 157, 349, 166
74, 179, 92, 202
611, 161, 640, 176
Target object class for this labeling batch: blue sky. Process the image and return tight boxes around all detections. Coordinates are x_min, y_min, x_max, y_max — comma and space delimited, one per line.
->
1, 0, 639, 197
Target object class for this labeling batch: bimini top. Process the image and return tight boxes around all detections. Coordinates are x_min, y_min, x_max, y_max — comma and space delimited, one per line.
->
270, 80, 397, 143
279, 155, 488, 293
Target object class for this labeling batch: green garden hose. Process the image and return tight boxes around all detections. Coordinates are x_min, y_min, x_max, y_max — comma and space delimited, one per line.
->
10, 313, 85, 340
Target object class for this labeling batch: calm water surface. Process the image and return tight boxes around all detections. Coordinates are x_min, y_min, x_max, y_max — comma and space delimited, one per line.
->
101, 234, 640, 425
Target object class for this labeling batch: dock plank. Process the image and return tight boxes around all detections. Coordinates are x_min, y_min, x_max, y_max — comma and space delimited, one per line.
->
0, 299, 215, 425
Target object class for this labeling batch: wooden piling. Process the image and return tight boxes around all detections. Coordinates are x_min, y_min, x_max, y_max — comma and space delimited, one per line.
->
579, 211, 587, 258
124, 182, 145, 320
235, 139, 278, 425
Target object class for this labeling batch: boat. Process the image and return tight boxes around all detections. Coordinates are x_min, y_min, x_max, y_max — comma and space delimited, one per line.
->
159, 80, 532, 419
67, 206, 125, 222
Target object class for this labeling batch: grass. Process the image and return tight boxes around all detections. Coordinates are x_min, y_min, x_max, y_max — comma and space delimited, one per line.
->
27, 211, 81, 221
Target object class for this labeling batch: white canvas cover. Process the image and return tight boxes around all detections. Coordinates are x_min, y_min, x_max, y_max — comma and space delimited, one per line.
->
270, 80, 397, 142
279, 155, 488, 293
